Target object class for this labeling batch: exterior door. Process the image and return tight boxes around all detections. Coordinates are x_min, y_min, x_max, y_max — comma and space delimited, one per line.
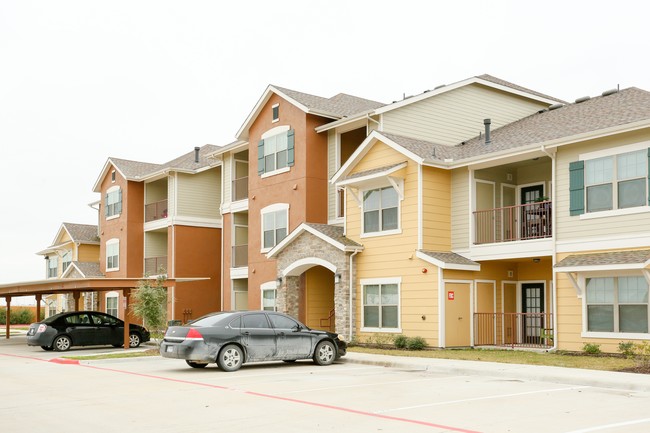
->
475, 282, 495, 345
475, 182, 495, 243
503, 283, 517, 344
522, 283, 544, 343
445, 282, 471, 347
520, 185, 544, 239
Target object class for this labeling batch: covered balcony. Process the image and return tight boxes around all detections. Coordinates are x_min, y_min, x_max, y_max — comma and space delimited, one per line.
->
474, 200, 552, 244
232, 151, 249, 202
145, 178, 169, 222
144, 229, 168, 276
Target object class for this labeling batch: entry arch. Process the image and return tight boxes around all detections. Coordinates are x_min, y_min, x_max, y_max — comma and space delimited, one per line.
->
282, 257, 337, 277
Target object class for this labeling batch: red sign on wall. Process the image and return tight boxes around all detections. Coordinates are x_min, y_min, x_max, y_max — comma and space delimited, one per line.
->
448, 291, 455, 300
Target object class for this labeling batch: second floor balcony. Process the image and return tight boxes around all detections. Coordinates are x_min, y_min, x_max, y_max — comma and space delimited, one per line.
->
473, 201, 552, 244
145, 199, 168, 222
232, 244, 248, 268
145, 256, 167, 276
232, 177, 249, 202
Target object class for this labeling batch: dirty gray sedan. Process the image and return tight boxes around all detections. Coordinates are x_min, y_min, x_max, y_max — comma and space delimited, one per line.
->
160, 311, 347, 371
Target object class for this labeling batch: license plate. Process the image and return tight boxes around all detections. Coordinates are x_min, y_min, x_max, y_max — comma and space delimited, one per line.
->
166, 346, 173, 353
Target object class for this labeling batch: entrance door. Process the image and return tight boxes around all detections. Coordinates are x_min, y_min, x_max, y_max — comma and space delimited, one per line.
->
475, 282, 495, 345
445, 282, 471, 347
521, 185, 544, 239
503, 283, 517, 344
521, 283, 544, 343
476, 182, 495, 243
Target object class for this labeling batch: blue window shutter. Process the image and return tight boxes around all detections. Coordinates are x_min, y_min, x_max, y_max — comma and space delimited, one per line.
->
257, 139, 265, 174
104, 194, 109, 217
287, 129, 295, 167
116, 189, 122, 214
569, 160, 585, 216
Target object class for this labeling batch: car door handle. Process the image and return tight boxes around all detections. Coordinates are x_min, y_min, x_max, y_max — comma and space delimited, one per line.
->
242, 331, 250, 335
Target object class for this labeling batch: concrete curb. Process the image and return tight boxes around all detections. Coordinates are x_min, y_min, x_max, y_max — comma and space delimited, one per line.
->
342, 352, 650, 392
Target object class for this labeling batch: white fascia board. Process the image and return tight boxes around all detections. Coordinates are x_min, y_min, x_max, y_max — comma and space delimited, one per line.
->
554, 264, 648, 273
267, 223, 362, 258
336, 162, 407, 187
315, 111, 375, 133
415, 250, 480, 271
92, 158, 130, 193
207, 141, 249, 158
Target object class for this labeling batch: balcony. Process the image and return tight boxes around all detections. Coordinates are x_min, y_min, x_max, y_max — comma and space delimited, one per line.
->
474, 312, 553, 349
145, 199, 168, 222
232, 245, 248, 268
473, 201, 552, 244
232, 177, 248, 202
144, 256, 167, 276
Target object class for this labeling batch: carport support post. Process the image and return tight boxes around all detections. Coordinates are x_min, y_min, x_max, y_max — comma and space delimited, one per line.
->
123, 289, 131, 350
73, 292, 81, 311
35, 295, 42, 323
5, 296, 11, 339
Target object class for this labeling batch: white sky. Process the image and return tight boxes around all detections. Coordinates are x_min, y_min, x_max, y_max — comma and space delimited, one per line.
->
2, 0, 650, 304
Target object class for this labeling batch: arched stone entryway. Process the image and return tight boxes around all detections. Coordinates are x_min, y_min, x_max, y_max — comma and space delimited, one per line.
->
267, 223, 362, 339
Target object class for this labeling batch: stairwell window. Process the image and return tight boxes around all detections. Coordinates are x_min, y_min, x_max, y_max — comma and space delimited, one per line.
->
105, 186, 122, 219
361, 278, 401, 331
362, 186, 399, 235
261, 204, 288, 251
261, 281, 277, 311
586, 276, 648, 334
106, 239, 119, 272
257, 126, 295, 177
106, 292, 118, 316
47, 257, 58, 278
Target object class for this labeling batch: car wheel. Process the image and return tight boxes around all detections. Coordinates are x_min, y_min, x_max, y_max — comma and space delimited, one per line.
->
41, 346, 53, 351
129, 333, 141, 348
186, 360, 208, 369
313, 340, 335, 366
53, 335, 72, 352
217, 344, 243, 372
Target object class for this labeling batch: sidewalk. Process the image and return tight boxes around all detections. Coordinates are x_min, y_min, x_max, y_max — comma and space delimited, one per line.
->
343, 351, 650, 392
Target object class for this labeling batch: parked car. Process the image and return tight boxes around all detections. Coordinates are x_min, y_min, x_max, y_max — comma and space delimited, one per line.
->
26, 311, 150, 352
160, 311, 347, 371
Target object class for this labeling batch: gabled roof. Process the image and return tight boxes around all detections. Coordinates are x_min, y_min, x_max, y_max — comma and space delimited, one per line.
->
236, 84, 384, 140
416, 250, 481, 271
267, 223, 363, 258
37, 223, 100, 256
92, 144, 221, 192
555, 249, 650, 272
61, 262, 104, 279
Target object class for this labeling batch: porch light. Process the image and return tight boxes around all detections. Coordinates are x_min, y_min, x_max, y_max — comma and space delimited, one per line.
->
334, 274, 341, 284
276, 277, 282, 288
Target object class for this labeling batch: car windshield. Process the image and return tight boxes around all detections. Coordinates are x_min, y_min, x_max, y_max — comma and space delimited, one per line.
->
188, 312, 238, 327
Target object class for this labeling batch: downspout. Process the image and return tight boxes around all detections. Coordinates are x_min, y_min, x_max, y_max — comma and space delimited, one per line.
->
541, 144, 558, 351
220, 158, 225, 311
349, 250, 359, 342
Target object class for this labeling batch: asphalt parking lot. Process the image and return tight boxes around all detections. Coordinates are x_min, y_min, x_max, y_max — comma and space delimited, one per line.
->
2, 336, 650, 433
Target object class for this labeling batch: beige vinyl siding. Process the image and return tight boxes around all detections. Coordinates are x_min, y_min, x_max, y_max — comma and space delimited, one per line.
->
176, 168, 221, 219
168, 175, 176, 218
145, 231, 167, 257
451, 167, 470, 250
223, 153, 232, 204
145, 178, 167, 204
381, 84, 548, 146
555, 130, 650, 242
327, 131, 337, 221
421, 165, 451, 251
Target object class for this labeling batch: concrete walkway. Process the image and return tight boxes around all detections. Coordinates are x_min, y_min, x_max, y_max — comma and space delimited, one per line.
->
343, 351, 650, 392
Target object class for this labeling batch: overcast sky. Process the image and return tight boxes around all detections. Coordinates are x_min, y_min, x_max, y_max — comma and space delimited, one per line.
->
2, 0, 649, 304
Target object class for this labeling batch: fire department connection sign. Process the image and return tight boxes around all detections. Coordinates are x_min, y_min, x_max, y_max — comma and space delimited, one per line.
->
448, 291, 455, 300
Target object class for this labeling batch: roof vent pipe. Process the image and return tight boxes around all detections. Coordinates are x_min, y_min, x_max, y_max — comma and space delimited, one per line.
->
194, 147, 200, 163
484, 119, 491, 145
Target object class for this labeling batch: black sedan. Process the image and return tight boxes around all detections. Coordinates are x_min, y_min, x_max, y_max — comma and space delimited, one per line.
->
26, 311, 150, 352
160, 311, 347, 371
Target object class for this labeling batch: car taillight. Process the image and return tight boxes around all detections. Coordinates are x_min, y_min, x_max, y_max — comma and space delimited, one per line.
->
37, 324, 47, 333
186, 328, 203, 340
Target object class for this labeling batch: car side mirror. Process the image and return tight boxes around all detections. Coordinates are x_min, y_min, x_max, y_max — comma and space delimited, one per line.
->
292, 325, 302, 332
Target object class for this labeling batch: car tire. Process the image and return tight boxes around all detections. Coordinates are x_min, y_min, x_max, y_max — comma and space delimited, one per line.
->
313, 340, 336, 366
186, 360, 208, 369
41, 346, 53, 351
129, 332, 141, 348
217, 344, 243, 372
53, 335, 72, 352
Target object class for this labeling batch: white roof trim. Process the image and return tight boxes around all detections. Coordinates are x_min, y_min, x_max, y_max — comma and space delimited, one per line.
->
555, 263, 650, 273
415, 250, 481, 271
266, 223, 362, 258
336, 162, 407, 187
92, 158, 129, 192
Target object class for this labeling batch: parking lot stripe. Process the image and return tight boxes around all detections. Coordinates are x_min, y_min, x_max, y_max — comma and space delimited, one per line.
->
562, 417, 650, 433
281, 376, 463, 394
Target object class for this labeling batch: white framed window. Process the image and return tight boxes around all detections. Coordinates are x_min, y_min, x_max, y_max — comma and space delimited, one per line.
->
61, 251, 72, 273
47, 257, 58, 278
362, 186, 400, 235
257, 126, 294, 177
111, 170, 116, 183
271, 103, 279, 123
105, 186, 122, 218
584, 149, 647, 213
361, 277, 401, 331
232, 279, 248, 311
586, 275, 648, 334
106, 239, 120, 271
261, 203, 288, 251
106, 292, 119, 317
261, 281, 277, 311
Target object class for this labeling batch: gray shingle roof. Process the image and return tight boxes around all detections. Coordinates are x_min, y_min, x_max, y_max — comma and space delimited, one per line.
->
454, 87, 650, 160
418, 250, 480, 267
70, 261, 104, 278
380, 132, 455, 162
304, 223, 363, 248
110, 144, 220, 179
345, 161, 407, 181
555, 250, 650, 269
476, 74, 567, 104
273, 85, 385, 118
62, 223, 99, 244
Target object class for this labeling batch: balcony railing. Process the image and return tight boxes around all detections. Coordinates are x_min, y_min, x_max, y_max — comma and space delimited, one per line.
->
473, 201, 552, 244
232, 177, 248, 202
145, 199, 168, 222
474, 312, 553, 349
232, 245, 248, 268
144, 256, 167, 275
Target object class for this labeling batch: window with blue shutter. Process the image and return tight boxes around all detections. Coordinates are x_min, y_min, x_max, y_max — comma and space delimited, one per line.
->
569, 161, 584, 216
257, 129, 294, 176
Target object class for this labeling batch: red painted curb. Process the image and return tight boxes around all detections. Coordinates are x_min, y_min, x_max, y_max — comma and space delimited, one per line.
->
49, 358, 80, 365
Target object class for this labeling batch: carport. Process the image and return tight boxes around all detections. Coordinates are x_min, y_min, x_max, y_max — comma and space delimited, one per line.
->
0, 277, 190, 349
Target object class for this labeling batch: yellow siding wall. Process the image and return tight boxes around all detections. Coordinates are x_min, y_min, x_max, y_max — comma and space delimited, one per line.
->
176, 168, 221, 219
451, 167, 470, 250
422, 165, 451, 251
305, 266, 335, 330
77, 244, 99, 263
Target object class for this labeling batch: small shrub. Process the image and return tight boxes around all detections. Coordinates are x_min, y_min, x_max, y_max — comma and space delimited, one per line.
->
618, 341, 635, 358
393, 335, 408, 349
0, 307, 35, 324
406, 336, 427, 350
368, 333, 393, 347
632, 341, 650, 369
582, 343, 601, 355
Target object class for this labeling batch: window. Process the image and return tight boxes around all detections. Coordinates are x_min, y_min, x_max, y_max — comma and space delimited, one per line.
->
571, 148, 648, 215
232, 279, 248, 311
47, 257, 58, 278
106, 239, 119, 271
261, 281, 277, 311
106, 292, 118, 316
362, 279, 400, 330
105, 186, 122, 218
257, 128, 294, 176
261, 204, 288, 250
363, 187, 399, 234
586, 276, 648, 333
272, 103, 279, 122
268, 313, 299, 329
242, 313, 270, 329
61, 251, 72, 274
111, 170, 116, 182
